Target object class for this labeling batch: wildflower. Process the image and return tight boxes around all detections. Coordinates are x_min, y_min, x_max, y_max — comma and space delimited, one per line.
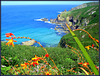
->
92, 38, 95, 40
18, 37, 21, 38
6, 38, 17, 47
78, 62, 89, 68
31, 61, 39, 67
45, 54, 49, 57
5, 33, 15, 37
96, 39, 99, 43
92, 44, 94, 48
23, 36, 25, 38
88, 35, 91, 38
45, 71, 52, 75
27, 37, 30, 39
28, 60, 32, 63
16, 64, 18, 66
21, 62, 29, 69
85, 46, 90, 50
32, 55, 42, 61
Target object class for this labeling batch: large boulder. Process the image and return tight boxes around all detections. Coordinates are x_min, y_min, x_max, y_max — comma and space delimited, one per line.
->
22, 40, 35, 46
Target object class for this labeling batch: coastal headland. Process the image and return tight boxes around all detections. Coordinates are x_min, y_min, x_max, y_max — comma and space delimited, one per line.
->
22, 2, 99, 46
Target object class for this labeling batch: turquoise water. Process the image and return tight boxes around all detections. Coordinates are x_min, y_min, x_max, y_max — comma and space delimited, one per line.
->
1, 5, 77, 47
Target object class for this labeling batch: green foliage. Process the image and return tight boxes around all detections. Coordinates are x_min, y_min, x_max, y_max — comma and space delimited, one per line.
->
65, 24, 99, 75
59, 23, 99, 48
1, 66, 12, 75
1, 56, 19, 66
60, 5, 99, 26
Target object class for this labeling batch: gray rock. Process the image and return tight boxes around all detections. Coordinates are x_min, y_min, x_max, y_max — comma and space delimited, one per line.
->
22, 40, 35, 46
41, 18, 48, 21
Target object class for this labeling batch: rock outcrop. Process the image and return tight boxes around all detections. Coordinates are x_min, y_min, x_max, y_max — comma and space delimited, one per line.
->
41, 18, 48, 21
22, 40, 35, 46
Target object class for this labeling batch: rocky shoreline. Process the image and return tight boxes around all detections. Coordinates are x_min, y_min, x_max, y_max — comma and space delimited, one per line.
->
17, 2, 99, 46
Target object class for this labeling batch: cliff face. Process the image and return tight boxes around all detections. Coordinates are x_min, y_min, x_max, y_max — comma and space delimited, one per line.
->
50, 2, 99, 32
71, 2, 99, 11
60, 2, 99, 28
58, 2, 99, 48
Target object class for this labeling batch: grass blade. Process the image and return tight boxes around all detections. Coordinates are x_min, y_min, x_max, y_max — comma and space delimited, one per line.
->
66, 23, 99, 75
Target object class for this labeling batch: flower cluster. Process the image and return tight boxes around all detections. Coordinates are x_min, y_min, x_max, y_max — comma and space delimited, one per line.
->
4, 32, 99, 75
5, 33, 17, 47
89, 35, 99, 43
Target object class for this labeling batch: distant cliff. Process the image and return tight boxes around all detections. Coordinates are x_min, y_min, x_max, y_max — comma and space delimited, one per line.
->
71, 2, 99, 11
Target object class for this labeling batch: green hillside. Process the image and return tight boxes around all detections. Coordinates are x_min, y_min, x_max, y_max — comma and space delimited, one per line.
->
1, 41, 99, 75
59, 4, 99, 48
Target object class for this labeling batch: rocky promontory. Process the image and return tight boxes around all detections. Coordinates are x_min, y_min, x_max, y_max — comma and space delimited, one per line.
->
23, 2, 99, 46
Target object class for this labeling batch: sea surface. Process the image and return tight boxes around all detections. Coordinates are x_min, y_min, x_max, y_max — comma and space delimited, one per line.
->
1, 5, 77, 47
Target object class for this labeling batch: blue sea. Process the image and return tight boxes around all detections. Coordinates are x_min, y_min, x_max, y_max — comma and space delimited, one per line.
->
1, 5, 77, 47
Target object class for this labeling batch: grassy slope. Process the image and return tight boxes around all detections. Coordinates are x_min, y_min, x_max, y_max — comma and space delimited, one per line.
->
59, 4, 99, 48
1, 42, 99, 75
59, 22, 99, 48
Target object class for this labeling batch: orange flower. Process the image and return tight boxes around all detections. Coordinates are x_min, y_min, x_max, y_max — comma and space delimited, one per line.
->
88, 35, 91, 38
16, 64, 18, 66
32, 55, 42, 61
96, 39, 99, 43
78, 62, 89, 68
45, 71, 52, 75
31, 61, 39, 67
45, 54, 49, 57
21, 62, 29, 69
78, 62, 83, 65
92, 38, 95, 40
18, 37, 21, 38
6, 38, 17, 47
85, 46, 90, 50
82, 62, 89, 68
23, 36, 25, 38
5, 33, 15, 37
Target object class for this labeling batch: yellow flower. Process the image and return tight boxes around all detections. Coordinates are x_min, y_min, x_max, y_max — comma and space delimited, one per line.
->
32, 55, 41, 61
85, 45, 90, 50
21, 62, 28, 69
6, 38, 17, 47
45, 71, 52, 75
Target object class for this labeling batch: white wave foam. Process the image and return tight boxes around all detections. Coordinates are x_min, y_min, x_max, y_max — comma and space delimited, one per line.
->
58, 12, 62, 13
34, 18, 44, 21
50, 28, 55, 30
44, 21, 51, 24
34, 19, 42, 21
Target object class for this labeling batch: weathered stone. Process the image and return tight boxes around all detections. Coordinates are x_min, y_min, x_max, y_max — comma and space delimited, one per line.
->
22, 40, 35, 46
